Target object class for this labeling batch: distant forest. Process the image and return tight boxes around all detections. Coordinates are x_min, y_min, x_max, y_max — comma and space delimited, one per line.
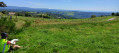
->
0, 6, 112, 19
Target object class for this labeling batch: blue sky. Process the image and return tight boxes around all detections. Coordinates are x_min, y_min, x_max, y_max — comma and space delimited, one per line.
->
0, 0, 119, 12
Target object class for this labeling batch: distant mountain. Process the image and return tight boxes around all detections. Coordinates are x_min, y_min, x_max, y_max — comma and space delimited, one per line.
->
0, 6, 112, 18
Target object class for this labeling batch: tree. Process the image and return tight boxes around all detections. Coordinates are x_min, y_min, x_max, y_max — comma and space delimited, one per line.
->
112, 12, 115, 16
116, 12, 119, 16
0, 2, 7, 7
25, 12, 32, 17
91, 15, 96, 18
100, 15, 105, 17
1, 10, 8, 14
15, 12, 22, 16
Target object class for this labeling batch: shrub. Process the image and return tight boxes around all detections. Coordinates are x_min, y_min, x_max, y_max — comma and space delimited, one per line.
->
24, 20, 31, 27
1, 10, 8, 14
112, 13, 115, 16
111, 12, 119, 16
91, 15, 96, 18
15, 12, 25, 16
37, 14, 51, 18
15, 12, 32, 17
116, 12, 119, 16
25, 12, 32, 17
0, 17, 15, 33
100, 15, 105, 17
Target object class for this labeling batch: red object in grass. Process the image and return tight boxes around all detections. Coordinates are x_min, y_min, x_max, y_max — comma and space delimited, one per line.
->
7, 41, 11, 45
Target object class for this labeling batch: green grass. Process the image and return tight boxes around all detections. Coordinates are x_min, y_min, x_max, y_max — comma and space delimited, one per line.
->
7, 16, 119, 53
65, 12, 74, 16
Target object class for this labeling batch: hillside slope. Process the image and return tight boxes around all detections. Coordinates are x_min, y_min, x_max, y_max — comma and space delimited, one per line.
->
8, 16, 119, 53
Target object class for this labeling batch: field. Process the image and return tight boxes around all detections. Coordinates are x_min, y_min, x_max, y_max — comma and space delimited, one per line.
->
5, 16, 119, 53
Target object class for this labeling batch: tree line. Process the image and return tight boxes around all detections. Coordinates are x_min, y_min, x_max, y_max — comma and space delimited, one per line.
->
112, 12, 119, 16
91, 12, 119, 18
0, 10, 73, 19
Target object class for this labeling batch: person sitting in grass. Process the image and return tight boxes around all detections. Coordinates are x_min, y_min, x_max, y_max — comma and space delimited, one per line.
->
0, 32, 21, 53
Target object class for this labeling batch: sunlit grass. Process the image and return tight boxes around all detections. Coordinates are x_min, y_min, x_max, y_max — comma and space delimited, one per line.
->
7, 16, 119, 53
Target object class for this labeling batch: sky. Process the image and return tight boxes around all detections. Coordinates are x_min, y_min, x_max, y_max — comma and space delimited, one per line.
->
0, 0, 119, 12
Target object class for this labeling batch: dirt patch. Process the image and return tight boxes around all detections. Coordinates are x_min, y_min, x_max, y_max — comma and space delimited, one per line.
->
108, 17, 116, 21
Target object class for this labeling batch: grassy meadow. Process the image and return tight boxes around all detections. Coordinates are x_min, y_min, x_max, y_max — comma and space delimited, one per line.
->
1, 15, 119, 53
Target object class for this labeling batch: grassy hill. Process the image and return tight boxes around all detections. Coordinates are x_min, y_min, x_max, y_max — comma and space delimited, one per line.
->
2, 16, 119, 53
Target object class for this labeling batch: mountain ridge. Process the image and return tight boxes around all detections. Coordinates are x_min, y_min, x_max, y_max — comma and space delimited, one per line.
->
0, 6, 112, 18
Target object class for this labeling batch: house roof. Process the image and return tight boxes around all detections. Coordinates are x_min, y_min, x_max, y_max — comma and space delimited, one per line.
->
9, 12, 16, 15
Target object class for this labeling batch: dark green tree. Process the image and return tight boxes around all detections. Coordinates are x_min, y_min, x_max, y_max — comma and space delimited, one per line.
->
15, 12, 25, 16
100, 15, 105, 17
116, 12, 119, 16
91, 15, 96, 18
25, 12, 32, 17
112, 12, 115, 16
1, 10, 8, 14
0, 2, 7, 7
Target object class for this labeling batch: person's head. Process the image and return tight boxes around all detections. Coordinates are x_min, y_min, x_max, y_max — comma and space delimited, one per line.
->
1, 32, 8, 39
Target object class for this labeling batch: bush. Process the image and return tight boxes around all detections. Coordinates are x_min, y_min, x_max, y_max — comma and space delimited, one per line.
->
24, 20, 31, 27
15, 12, 32, 17
0, 17, 15, 33
100, 15, 105, 17
25, 12, 32, 17
116, 12, 119, 16
37, 14, 51, 18
91, 15, 96, 18
111, 12, 119, 16
15, 12, 25, 16
112, 13, 115, 16
1, 10, 8, 14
